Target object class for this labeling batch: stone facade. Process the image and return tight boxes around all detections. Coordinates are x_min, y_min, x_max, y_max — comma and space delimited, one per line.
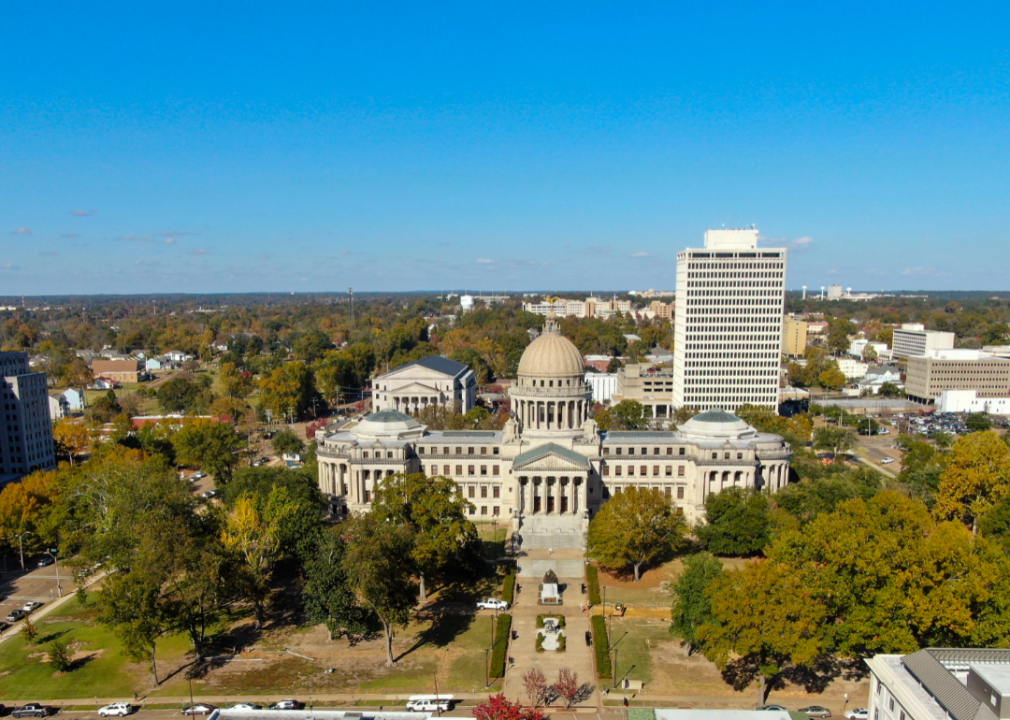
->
316, 313, 792, 537
371, 356, 476, 414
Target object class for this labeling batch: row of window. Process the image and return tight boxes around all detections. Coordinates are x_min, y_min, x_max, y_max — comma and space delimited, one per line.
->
604, 446, 686, 456
419, 446, 501, 456
422, 464, 501, 477
603, 485, 686, 500
603, 465, 687, 477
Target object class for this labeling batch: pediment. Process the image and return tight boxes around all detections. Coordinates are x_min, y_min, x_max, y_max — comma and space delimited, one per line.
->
513, 443, 591, 472
390, 381, 441, 394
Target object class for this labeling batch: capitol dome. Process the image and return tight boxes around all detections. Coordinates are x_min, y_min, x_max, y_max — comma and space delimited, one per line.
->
678, 409, 758, 441
517, 315, 586, 379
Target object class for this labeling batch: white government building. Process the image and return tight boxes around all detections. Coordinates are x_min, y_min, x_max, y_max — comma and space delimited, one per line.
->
316, 312, 793, 541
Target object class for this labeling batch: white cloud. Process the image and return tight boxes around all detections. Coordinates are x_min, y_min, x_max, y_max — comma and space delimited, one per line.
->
120, 235, 153, 242
629, 251, 650, 258
190, 248, 209, 255
11, 227, 31, 235
2, 262, 18, 269
161, 230, 198, 238
163, 237, 177, 244
759, 234, 815, 251
476, 258, 495, 264
70, 209, 91, 217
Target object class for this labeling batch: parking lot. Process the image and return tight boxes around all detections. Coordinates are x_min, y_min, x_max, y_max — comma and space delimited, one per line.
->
0, 560, 73, 634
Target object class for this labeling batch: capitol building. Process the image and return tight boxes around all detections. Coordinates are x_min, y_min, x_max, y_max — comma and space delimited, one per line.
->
315, 313, 792, 540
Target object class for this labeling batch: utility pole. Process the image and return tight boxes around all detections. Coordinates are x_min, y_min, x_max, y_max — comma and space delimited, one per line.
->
348, 287, 354, 325
18, 531, 32, 572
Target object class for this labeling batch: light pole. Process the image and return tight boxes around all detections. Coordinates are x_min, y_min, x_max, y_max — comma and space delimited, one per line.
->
47, 549, 62, 597
484, 647, 490, 689
17, 531, 32, 572
613, 647, 619, 690
602, 585, 607, 619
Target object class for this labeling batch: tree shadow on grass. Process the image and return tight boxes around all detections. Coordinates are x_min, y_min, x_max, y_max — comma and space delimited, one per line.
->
395, 611, 475, 662
37, 629, 72, 645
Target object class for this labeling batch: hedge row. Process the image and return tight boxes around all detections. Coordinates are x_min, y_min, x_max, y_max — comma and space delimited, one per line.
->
591, 614, 611, 679
489, 613, 512, 679
536, 614, 565, 628
502, 571, 516, 606
586, 564, 601, 605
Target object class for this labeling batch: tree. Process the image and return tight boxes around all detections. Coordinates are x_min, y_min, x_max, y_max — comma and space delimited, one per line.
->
813, 426, 855, 459
172, 421, 243, 483
89, 390, 122, 423
696, 488, 771, 557
610, 400, 647, 430
371, 472, 479, 600
554, 668, 580, 709
21, 617, 38, 644
473, 693, 545, 720
674, 406, 699, 425
219, 362, 255, 399
818, 362, 847, 391
587, 487, 687, 581
272, 428, 305, 458
878, 382, 903, 398
303, 529, 369, 641
221, 497, 285, 629
99, 569, 171, 684
863, 345, 878, 362
258, 361, 316, 421
670, 552, 724, 652
935, 430, 1010, 535
522, 667, 549, 708
53, 419, 90, 464
48, 639, 73, 672
341, 515, 417, 666
979, 496, 1010, 557
966, 413, 993, 433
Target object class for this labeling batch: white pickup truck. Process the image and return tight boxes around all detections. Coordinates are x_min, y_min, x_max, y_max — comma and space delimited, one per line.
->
476, 598, 509, 611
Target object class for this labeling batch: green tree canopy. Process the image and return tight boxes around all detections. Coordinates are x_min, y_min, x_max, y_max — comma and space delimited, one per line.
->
172, 420, 244, 483
935, 430, 1010, 535
696, 487, 771, 557
670, 551, 724, 651
587, 487, 687, 581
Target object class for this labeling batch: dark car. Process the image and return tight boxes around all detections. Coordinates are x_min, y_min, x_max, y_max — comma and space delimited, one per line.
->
5, 610, 26, 623
13, 704, 49, 718
37, 556, 53, 567
181, 705, 217, 716
799, 707, 832, 719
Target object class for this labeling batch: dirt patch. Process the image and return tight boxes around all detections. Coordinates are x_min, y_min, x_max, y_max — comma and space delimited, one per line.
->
598, 565, 674, 590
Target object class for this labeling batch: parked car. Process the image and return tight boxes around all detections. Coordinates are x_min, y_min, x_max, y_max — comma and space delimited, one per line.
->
756, 706, 789, 712
23, 601, 44, 613
476, 598, 509, 611
228, 704, 262, 710
37, 556, 53, 567
799, 706, 832, 718
880, 457, 895, 465
181, 705, 217, 716
406, 696, 453, 712
269, 701, 304, 710
5, 610, 26, 623
844, 710, 869, 720
98, 703, 134, 717
13, 704, 49, 718
0, 621, 11, 632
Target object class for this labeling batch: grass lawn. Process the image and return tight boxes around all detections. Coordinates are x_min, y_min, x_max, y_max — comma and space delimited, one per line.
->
0, 597, 192, 700
604, 618, 671, 690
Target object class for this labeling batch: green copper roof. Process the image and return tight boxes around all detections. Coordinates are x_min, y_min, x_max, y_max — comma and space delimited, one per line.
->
513, 442, 590, 470
691, 409, 742, 423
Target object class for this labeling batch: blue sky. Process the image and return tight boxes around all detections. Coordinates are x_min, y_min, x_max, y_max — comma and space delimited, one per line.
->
2, 1, 1010, 295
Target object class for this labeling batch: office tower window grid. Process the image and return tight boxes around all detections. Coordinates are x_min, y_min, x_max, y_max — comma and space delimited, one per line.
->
673, 231, 786, 411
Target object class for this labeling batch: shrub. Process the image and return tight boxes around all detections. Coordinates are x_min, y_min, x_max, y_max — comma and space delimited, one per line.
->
586, 564, 601, 605
558, 633, 566, 652
489, 613, 512, 679
536, 614, 565, 628
503, 571, 516, 606
591, 614, 611, 678
48, 639, 73, 673
21, 618, 38, 645
536, 633, 544, 653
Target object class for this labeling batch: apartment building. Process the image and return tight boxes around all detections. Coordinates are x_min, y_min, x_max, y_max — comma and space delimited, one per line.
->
865, 647, 1010, 720
904, 349, 1010, 404
1, 352, 57, 480
782, 316, 808, 357
673, 228, 786, 411
892, 323, 955, 360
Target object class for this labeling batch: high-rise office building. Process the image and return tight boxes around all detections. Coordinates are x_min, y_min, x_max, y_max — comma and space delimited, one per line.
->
1, 352, 57, 481
672, 229, 786, 411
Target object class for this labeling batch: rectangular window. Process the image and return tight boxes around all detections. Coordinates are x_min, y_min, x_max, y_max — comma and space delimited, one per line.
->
481, 465, 488, 476
468, 447, 475, 455
363, 451, 369, 458
444, 447, 449, 454
677, 486, 684, 499
641, 466, 647, 476
456, 447, 462, 454
493, 447, 499, 455
653, 448, 660, 455
666, 447, 672, 455
481, 486, 488, 498
737, 452, 743, 459
493, 505, 499, 516
444, 464, 450, 475
481, 447, 487, 454
456, 465, 463, 475
603, 447, 610, 455
468, 486, 475, 498
493, 486, 500, 498
468, 465, 475, 476
493, 465, 500, 475
615, 486, 622, 494
615, 466, 622, 476
629, 447, 635, 455
419, 447, 425, 454
665, 466, 672, 476
679, 447, 686, 455
665, 487, 672, 497
678, 466, 685, 476
603, 465, 610, 476
628, 466, 635, 476
616, 447, 622, 455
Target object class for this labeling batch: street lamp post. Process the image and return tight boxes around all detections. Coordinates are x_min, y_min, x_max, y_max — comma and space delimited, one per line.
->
613, 648, 619, 690
484, 647, 490, 689
47, 549, 62, 597
17, 531, 32, 572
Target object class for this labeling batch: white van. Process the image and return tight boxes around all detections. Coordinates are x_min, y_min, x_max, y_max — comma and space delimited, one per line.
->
406, 695, 453, 712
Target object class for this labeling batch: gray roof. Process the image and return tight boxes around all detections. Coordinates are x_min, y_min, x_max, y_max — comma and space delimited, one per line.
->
441, 430, 498, 438
513, 442, 590, 470
902, 648, 1007, 720
397, 355, 471, 378
607, 431, 678, 440
363, 409, 416, 424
